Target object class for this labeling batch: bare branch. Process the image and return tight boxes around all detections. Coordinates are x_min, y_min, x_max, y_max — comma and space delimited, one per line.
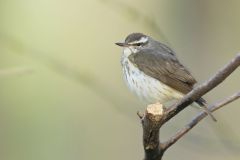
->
137, 111, 144, 119
163, 53, 240, 123
211, 91, 240, 111
140, 54, 240, 160
162, 91, 240, 150
141, 103, 165, 160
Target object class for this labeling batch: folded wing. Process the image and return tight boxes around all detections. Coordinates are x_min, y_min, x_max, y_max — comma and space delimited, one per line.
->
129, 49, 197, 94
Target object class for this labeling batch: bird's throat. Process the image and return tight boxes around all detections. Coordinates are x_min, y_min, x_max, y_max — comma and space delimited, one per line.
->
123, 47, 138, 58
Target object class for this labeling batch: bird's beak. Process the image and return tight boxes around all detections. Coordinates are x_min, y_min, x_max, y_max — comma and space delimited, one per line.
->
115, 42, 128, 47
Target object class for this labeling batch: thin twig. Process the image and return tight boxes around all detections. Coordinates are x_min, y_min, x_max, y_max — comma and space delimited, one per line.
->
211, 91, 240, 111
162, 91, 240, 150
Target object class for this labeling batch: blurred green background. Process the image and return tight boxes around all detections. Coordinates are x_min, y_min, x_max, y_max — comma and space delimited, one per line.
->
0, 0, 240, 160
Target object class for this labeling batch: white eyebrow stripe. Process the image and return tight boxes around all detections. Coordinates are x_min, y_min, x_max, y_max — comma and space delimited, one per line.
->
129, 37, 148, 44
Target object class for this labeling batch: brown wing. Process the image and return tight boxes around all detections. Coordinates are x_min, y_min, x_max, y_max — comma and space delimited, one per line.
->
129, 49, 197, 94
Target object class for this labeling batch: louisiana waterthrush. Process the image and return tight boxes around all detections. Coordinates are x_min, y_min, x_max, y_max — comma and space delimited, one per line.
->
116, 33, 216, 121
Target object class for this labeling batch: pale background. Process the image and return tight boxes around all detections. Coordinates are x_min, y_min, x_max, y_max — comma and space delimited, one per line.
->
0, 0, 240, 160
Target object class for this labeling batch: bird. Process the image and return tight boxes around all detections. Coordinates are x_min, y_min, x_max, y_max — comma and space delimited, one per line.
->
115, 33, 216, 121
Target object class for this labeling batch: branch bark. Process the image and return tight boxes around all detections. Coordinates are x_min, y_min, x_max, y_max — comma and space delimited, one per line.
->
140, 103, 165, 160
162, 91, 240, 150
163, 53, 240, 123
140, 54, 240, 160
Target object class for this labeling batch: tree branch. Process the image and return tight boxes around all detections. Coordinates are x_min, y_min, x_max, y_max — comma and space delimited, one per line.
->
140, 54, 240, 160
140, 103, 165, 160
162, 91, 240, 150
163, 53, 240, 123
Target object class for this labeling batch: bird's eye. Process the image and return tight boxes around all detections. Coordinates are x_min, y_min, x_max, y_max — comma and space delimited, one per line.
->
135, 43, 142, 46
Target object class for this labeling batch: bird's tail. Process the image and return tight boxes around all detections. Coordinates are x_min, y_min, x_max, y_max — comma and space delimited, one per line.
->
195, 98, 217, 122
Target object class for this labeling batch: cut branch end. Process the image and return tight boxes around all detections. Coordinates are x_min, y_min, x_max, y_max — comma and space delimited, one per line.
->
146, 103, 164, 122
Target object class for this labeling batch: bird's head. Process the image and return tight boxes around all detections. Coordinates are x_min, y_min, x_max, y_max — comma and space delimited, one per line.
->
115, 33, 150, 53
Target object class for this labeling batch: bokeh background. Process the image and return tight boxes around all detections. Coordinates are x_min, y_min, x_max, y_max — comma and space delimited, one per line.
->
0, 0, 240, 160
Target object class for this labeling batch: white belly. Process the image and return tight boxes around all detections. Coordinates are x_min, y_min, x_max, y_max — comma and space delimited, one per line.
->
121, 49, 184, 105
